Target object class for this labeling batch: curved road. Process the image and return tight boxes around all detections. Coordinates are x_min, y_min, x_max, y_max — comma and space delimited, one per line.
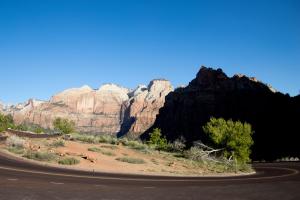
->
0, 153, 299, 200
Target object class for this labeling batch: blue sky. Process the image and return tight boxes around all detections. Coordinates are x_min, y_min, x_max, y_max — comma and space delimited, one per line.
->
0, 0, 299, 103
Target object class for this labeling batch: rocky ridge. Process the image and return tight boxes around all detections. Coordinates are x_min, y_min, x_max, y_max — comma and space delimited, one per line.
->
144, 66, 300, 160
1, 80, 173, 137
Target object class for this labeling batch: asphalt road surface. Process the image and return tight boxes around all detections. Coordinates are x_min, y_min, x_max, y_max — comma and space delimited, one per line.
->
0, 152, 299, 200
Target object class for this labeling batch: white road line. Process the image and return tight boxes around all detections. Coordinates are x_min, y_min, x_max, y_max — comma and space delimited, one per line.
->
7, 178, 18, 181
95, 184, 107, 187
0, 165, 298, 182
143, 186, 156, 189
50, 182, 64, 185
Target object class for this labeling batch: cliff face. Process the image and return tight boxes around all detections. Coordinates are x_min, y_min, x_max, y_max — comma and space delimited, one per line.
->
145, 66, 300, 160
119, 80, 173, 137
5, 81, 173, 137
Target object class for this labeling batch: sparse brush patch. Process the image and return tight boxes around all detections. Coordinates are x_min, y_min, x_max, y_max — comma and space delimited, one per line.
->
170, 137, 186, 152
58, 157, 80, 165
8, 146, 25, 155
50, 140, 65, 147
88, 147, 116, 156
116, 157, 146, 164
97, 134, 118, 145
6, 135, 25, 148
151, 158, 159, 165
183, 146, 253, 173
121, 139, 149, 151
70, 133, 96, 143
69, 133, 118, 145
101, 145, 118, 150
23, 151, 56, 161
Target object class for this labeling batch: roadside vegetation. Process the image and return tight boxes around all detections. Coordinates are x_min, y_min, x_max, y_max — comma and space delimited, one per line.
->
49, 140, 65, 147
6, 135, 26, 154
0, 113, 47, 134
23, 150, 57, 162
53, 117, 75, 135
0, 114, 14, 132
58, 157, 80, 165
116, 157, 146, 164
1, 116, 254, 175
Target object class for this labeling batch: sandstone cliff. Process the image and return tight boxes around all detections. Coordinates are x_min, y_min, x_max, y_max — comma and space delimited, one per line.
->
144, 66, 300, 160
119, 80, 173, 137
5, 81, 173, 137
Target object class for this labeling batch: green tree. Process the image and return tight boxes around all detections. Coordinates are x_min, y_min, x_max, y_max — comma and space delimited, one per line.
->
203, 117, 254, 164
0, 114, 15, 132
148, 128, 169, 150
53, 117, 75, 135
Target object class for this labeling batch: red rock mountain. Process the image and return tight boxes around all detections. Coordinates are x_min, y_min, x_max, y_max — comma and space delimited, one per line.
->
2, 80, 173, 137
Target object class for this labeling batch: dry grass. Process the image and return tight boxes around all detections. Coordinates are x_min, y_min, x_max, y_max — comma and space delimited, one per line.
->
116, 157, 146, 164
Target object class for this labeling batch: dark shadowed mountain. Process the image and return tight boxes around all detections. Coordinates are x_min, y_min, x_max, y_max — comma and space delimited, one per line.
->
142, 66, 300, 160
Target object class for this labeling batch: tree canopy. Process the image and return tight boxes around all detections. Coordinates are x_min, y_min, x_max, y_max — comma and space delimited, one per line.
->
203, 117, 254, 164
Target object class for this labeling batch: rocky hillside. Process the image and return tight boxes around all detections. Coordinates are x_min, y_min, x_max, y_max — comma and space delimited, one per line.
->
143, 66, 300, 160
2, 80, 173, 137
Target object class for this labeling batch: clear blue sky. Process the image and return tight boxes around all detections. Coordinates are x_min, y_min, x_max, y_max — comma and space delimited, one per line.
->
0, 0, 299, 103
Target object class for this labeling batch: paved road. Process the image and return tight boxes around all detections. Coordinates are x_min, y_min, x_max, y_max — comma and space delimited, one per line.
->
0, 153, 299, 200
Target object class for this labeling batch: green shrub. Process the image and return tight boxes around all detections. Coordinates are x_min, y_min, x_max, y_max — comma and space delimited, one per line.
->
33, 126, 44, 134
14, 123, 46, 134
122, 139, 148, 150
148, 128, 169, 151
8, 146, 25, 155
15, 124, 29, 131
53, 118, 75, 135
71, 133, 96, 143
58, 157, 80, 165
116, 157, 145, 164
0, 114, 15, 132
97, 134, 118, 145
23, 151, 56, 161
203, 117, 254, 164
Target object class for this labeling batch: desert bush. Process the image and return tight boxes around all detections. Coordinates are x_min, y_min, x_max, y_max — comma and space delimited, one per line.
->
15, 124, 29, 131
122, 139, 148, 150
14, 123, 46, 134
148, 128, 169, 151
116, 157, 145, 164
70, 133, 96, 143
50, 140, 65, 147
53, 118, 75, 135
23, 151, 56, 161
6, 135, 25, 148
70, 133, 118, 145
97, 134, 118, 145
58, 157, 80, 165
0, 114, 14, 132
203, 117, 254, 164
184, 146, 210, 161
170, 137, 186, 152
8, 146, 25, 155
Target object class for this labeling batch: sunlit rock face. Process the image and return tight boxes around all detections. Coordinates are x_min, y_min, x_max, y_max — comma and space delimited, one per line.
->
120, 80, 173, 137
144, 66, 300, 161
7, 81, 173, 137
